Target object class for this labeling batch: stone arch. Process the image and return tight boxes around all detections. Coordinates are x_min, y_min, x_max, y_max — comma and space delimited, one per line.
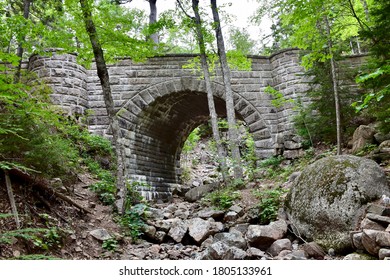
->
116, 77, 274, 188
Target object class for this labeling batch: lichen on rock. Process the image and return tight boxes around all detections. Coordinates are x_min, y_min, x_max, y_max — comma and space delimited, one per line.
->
284, 155, 390, 253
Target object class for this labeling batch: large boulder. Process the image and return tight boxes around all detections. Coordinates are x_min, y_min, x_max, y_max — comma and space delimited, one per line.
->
284, 155, 390, 253
351, 125, 375, 153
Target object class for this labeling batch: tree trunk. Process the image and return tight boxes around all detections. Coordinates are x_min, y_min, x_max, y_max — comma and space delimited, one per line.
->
14, 0, 31, 83
210, 0, 243, 179
148, 0, 159, 44
325, 16, 342, 155
191, 0, 228, 183
360, 0, 370, 21
79, 0, 127, 213
5, 170, 20, 229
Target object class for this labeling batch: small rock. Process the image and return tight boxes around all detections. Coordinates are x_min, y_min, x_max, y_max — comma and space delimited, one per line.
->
343, 253, 376, 260
246, 220, 288, 250
328, 248, 335, 257
386, 225, 390, 232
149, 244, 161, 255
154, 231, 166, 243
379, 248, 390, 260
168, 220, 188, 243
376, 231, 390, 247
201, 236, 214, 249
230, 223, 249, 235
188, 218, 223, 244
174, 209, 189, 219
89, 228, 112, 241
351, 125, 375, 154
197, 208, 225, 220
225, 246, 247, 260
229, 205, 243, 216
246, 247, 266, 259
351, 232, 365, 250
192, 181, 201, 188
302, 242, 326, 260
143, 225, 157, 239
13, 250, 20, 258
185, 183, 218, 202
367, 204, 390, 216
224, 211, 239, 223
366, 213, 390, 225
361, 229, 381, 256
281, 250, 307, 260
70, 234, 77, 240
267, 239, 292, 257
75, 247, 83, 252
146, 207, 165, 220
213, 231, 247, 250
360, 218, 386, 231
168, 250, 181, 259
277, 250, 292, 259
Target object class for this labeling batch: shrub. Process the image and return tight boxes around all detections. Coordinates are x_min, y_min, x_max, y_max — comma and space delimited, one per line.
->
253, 187, 287, 224
206, 187, 241, 210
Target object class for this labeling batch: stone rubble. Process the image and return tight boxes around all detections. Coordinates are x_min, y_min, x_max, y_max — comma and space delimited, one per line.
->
118, 191, 390, 261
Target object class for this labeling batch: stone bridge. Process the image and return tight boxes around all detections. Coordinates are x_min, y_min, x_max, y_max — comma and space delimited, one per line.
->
27, 49, 366, 189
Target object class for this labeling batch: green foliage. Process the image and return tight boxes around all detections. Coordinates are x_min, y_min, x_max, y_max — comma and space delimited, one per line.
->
259, 156, 284, 168
0, 69, 82, 181
125, 181, 148, 207
354, 143, 377, 156
241, 129, 257, 179
14, 254, 60, 260
119, 204, 147, 241
353, 1, 390, 133
265, 86, 294, 108
102, 238, 118, 252
293, 59, 358, 144
253, 187, 287, 224
228, 27, 256, 55
206, 187, 241, 210
182, 127, 201, 154
0, 227, 63, 250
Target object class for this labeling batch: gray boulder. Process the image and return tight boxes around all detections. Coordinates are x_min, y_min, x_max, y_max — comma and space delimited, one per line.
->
284, 155, 390, 253
188, 218, 223, 244
351, 125, 375, 153
267, 239, 292, 257
213, 230, 247, 250
185, 183, 218, 202
245, 220, 288, 250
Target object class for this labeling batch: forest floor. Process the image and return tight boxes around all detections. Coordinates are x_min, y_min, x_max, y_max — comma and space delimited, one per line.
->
1, 141, 389, 260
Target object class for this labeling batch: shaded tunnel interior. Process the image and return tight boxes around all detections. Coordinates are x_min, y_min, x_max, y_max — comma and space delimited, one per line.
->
129, 90, 243, 186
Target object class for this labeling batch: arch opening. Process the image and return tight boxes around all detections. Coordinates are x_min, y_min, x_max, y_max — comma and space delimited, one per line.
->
117, 79, 274, 199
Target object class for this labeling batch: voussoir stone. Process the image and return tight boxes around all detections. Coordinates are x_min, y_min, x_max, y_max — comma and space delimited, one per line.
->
245, 220, 288, 250
284, 155, 390, 253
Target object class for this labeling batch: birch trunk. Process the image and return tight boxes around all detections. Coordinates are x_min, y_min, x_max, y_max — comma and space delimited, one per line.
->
79, 0, 127, 213
191, 0, 228, 183
325, 16, 342, 155
5, 171, 20, 229
210, 0, 243, 179
14, 0, 31, 83
148, 0, 159, 44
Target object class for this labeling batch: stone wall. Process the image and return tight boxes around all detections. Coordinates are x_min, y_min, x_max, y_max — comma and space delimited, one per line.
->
27, 49, 366, 188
